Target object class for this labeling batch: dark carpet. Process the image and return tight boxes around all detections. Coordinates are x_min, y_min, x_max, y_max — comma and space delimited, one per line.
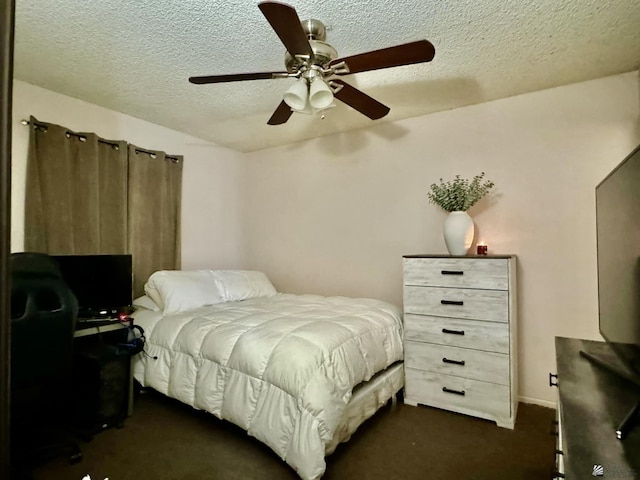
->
31, 390, 556, 480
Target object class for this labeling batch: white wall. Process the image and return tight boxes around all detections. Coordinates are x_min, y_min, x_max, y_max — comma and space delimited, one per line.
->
241, 71, 640, 405
11, 80, 245, 270
12, 73, 640, 406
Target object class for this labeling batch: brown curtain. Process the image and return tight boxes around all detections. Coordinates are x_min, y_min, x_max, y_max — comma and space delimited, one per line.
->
24, 117, 183, 299
24, 116, 128, 253
127, 145, 183, 298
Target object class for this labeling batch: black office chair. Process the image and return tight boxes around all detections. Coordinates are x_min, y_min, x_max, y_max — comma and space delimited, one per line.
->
9, 252, 82, 476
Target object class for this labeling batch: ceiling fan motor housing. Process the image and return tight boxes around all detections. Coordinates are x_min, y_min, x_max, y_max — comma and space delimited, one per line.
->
284, 19, 337, 73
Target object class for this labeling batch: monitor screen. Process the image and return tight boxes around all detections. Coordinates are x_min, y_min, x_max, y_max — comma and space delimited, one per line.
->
51, 254, 133, 318
596, 144, 640, 376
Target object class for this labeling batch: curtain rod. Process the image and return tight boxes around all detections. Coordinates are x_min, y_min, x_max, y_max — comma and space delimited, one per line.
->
20, 119, 120, 148
20, 119, 180, 162
133, 147, 180, 163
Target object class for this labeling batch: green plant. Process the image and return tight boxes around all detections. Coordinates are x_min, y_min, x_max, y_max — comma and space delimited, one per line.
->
427, 172, 495, 212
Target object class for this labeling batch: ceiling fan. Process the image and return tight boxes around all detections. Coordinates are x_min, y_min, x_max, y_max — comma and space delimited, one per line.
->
189, 1, 436, 126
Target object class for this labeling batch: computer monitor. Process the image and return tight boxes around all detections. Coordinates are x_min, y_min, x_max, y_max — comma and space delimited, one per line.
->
51, 254, 133, 319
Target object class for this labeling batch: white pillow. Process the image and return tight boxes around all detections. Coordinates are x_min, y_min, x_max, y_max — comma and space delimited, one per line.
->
144, 270, 223, 314
132, 295, 160, 312
212, 270, 277, 302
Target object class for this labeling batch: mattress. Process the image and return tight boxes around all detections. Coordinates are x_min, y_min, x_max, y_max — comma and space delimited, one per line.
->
132, 293, 404, 480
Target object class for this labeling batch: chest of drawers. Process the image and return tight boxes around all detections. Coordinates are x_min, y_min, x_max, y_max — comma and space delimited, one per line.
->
402, 255, 518, 428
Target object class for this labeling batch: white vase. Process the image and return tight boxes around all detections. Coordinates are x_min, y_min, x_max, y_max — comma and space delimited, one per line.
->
443, 211, 475, 255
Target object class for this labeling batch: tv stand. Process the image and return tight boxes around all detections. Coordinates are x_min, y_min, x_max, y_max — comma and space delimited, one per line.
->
555, 337, 639, 478
579, 350, 640, 440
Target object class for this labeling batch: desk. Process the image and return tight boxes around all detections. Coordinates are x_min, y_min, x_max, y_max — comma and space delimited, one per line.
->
74, 319, 129, 338
73, 319, 135, 428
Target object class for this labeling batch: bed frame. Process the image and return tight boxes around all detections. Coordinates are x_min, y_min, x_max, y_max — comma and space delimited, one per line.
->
326, 361, 404, 455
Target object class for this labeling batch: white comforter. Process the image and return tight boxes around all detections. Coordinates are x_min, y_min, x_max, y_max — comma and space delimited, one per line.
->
132, 293, 403, 480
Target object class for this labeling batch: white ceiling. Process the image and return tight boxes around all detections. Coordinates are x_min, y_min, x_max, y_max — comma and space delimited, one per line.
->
13, 0, 640, 153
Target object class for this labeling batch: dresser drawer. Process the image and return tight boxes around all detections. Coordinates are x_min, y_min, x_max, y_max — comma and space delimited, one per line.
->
403, 257, 509, 290
404, 286, 509, 323
404, 314, 509, 353
405, 341, 510, 385
404, 368, 511, 419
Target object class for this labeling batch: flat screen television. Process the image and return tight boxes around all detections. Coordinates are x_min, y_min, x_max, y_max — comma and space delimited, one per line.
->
583, 144, 640, 439
51, 254, 133, 319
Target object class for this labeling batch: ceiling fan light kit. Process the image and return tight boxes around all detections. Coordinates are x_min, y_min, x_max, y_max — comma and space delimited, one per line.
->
283, 78, 308, 110
308, 77, 333, 110
283, 69, 334, 113
189, 1, 435, 125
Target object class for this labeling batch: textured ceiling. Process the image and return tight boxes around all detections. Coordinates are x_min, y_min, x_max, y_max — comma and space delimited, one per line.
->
13, 0, 640, 153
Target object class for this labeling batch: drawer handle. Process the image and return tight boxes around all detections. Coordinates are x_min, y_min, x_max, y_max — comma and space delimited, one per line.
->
441, 300, 464, 306
442, 328, 465, 336
442, 386, 466, 396
442, 357, 465, 366
441, 270, 464, 275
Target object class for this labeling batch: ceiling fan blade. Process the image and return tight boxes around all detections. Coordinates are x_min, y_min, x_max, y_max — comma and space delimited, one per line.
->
331, 40, 435, 75
329, 79, 390, 120
258, 1, 313, 58
267, 100, 293, 125
189, 72, 289, 84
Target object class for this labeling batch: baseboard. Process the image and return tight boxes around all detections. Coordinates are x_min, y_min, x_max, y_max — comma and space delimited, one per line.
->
518, 396, 556, 409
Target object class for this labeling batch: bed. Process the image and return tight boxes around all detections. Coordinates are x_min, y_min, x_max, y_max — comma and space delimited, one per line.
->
131, 269, 404, 480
